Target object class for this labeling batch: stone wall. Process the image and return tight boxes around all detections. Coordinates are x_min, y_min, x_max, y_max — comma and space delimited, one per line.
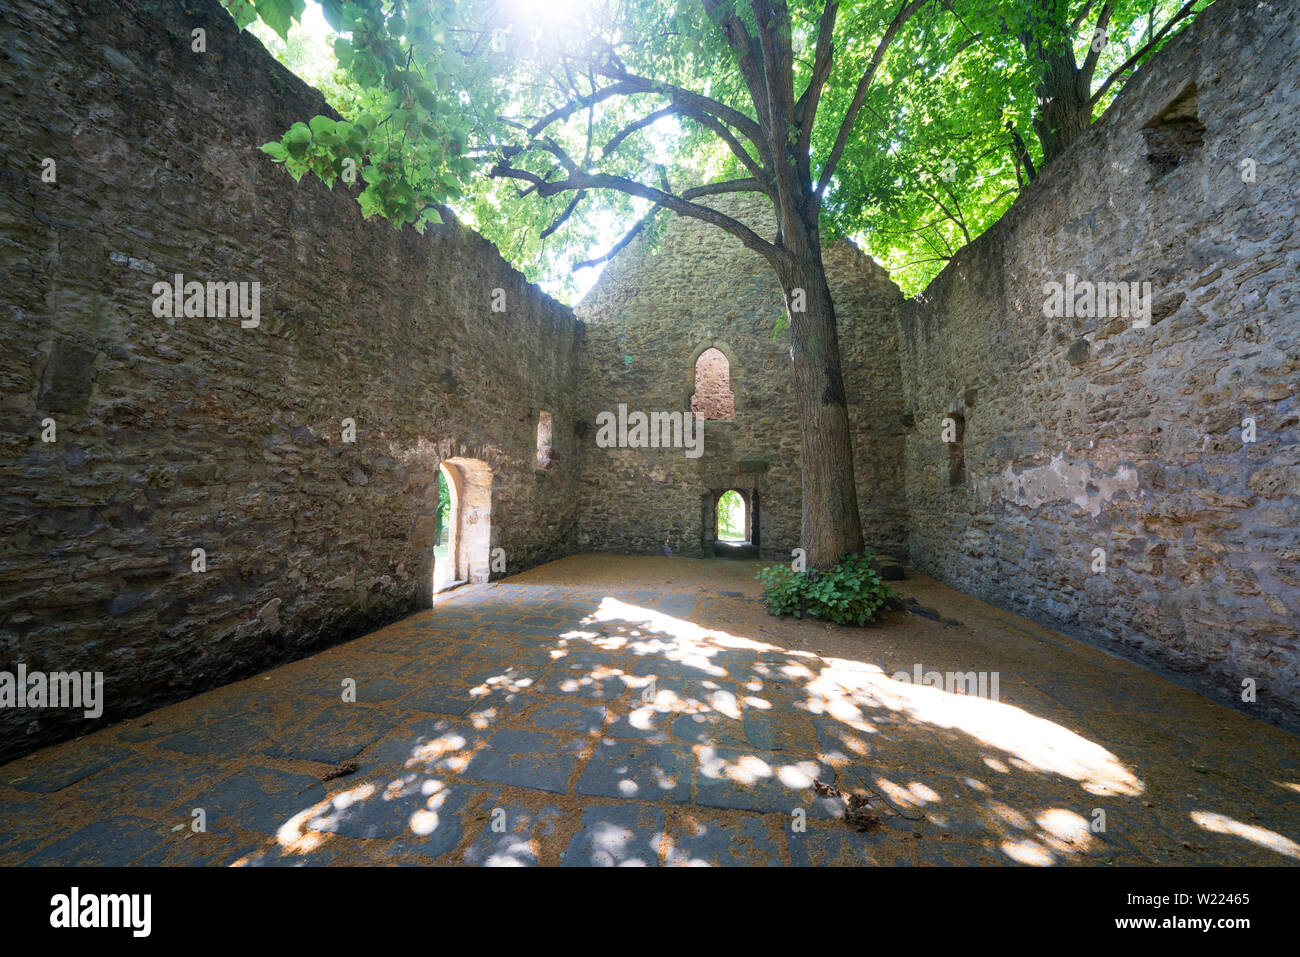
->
575, 196, 906, 561
0, 0, 582, 761
898, 0, 1300, 726
3, 0, 1296, 762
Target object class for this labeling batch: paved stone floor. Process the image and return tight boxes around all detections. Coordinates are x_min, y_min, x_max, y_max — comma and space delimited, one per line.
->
2, 555, 1297, 866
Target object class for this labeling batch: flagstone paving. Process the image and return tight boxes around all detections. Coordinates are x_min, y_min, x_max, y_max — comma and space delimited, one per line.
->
1, 554, 1297, 866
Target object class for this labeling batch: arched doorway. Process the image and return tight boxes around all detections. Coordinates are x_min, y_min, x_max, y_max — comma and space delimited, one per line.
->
709, 487, 759, 558
716, 489, 746, 542
433, 457, 492, 593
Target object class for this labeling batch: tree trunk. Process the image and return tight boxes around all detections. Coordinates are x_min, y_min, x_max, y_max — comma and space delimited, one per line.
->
1032, 51, 1092, 166
775, 235, 864, 570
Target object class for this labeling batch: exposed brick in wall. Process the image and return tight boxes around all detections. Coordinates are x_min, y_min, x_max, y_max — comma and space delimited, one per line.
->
897, 0, 1300, 727
690, 347, 736, 421
0, 0, 582, 761
575, 196, 907, 561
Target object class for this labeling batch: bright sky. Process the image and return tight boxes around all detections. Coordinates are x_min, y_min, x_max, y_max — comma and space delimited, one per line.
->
299, 0, 330, 36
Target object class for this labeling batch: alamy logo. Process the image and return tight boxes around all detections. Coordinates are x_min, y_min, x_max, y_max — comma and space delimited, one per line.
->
50, 887, 151, 937
0, 665, 103, 719
1042, 273, 1152, 328
595, 404, 704, 459
892, 663, 1000, 701
151, 273, 260, 328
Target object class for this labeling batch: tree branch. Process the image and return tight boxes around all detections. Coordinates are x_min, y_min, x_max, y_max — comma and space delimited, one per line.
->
1089, 0, 1198, 106
794, 0, 840, 164
593, 66, 773, 184
597, 65, 767, 156
1000, 109, 1037, 183
572, 212, 655, 270
1071, 0, 1098, 33
519, 79, 777, 208
526, 80, 641, 138
1079, 3, 1114, 91
701, 0, 774, 147
602, 107, 674, 156
491, 152, 781, 266
540, 190, 586, 239
751, 0, 801, 221
816, 0, 931, 199
917, 179, 969, 245
681, 177, 767, 200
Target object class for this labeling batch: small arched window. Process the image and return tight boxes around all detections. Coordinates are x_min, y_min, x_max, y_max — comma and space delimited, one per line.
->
691, 347, 735, 420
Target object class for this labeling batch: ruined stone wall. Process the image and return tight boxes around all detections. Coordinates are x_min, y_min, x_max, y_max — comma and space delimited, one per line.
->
898, 0, 1300, 726
0, 0, 582, 760
576, 196, 906, 561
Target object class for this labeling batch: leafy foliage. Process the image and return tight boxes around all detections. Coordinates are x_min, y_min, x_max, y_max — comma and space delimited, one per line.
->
224, 0, 500, 233
435, 467, 451, 544
224, 0, 304, 37
755, 553, 898, 626
220, 0, 1213, 298
717, 490, 745, 540
754, 563, 807, 618
837, 0, 1214, 292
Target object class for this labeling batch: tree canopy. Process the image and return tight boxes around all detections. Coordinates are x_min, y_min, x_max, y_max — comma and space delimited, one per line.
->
230, 0, 1210, 298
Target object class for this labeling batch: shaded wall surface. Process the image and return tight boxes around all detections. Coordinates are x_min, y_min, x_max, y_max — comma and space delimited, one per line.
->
897, 0, 1300, 727
575, 196, 907, 561
0, 0, 582, 760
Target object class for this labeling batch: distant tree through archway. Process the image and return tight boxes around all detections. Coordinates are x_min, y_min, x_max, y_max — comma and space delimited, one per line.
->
433, 457, 492, 594
716, 489, 746, 542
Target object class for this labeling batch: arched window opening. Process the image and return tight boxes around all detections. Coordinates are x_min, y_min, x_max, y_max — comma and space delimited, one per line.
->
691, 347, 735, 420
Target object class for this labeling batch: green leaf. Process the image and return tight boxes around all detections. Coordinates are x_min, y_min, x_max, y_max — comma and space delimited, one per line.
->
334, 36, 354, 68
220, 0, 259, 30
414, 85, 439, 112
252, 0, 303, 41
282, 121, 311, 157
309, 115, 337, 137
319, 0, 344, 31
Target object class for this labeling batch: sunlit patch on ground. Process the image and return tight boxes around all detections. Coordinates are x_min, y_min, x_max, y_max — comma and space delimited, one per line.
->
1, 555, 1296, 867
1190, 811, 1300, 859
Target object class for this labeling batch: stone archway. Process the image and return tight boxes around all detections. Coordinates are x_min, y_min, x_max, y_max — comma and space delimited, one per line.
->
433, 457, 492, 592
716, 488, 747, 541
705, 486, 760, 558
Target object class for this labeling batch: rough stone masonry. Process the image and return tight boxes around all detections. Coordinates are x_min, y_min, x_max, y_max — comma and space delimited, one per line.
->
897, 0, 1300, 728
0, 0, 582, 761
0, 0, 1296, 762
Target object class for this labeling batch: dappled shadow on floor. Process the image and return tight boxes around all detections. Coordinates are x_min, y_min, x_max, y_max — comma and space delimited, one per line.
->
1, 557, 1296, 866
